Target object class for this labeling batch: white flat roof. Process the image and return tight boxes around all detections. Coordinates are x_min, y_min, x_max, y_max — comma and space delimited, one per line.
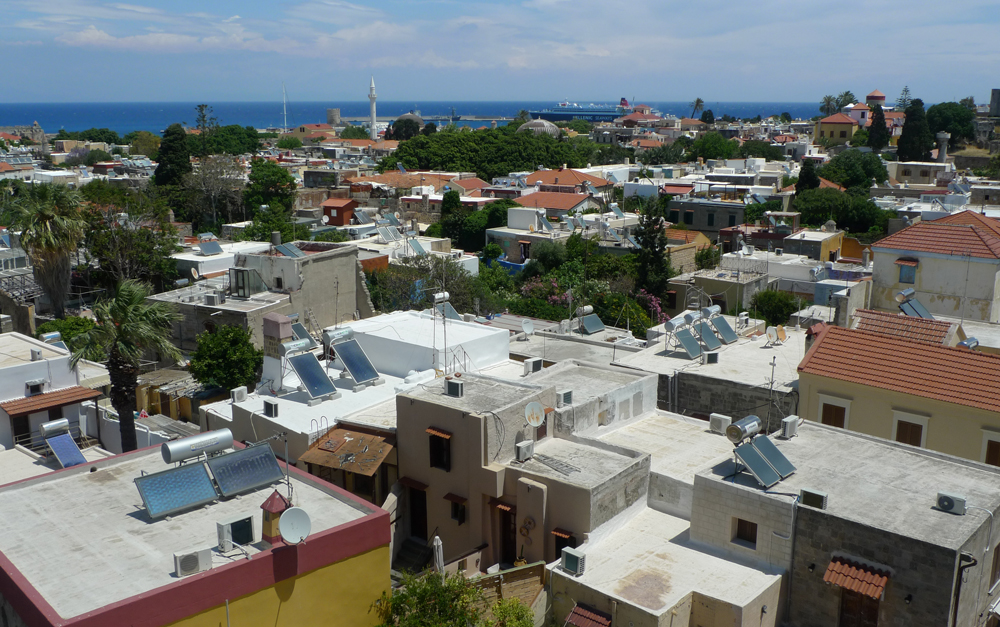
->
0, 445, 112, 486
0, 448, 369, 619
171, 241, 270, 262
345, 310, 508, 350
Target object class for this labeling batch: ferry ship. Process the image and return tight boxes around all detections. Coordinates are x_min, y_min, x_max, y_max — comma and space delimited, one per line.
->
529, 98, 640, 122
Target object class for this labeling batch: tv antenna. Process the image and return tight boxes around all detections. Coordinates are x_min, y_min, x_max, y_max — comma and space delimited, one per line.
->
279, 507, 312, 545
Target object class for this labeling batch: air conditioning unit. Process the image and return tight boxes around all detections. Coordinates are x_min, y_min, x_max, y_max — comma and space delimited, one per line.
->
230, 386, 248, 403
702, 351, 719, 365
556, 390, 572, 407
561, 546, 586, 576
936, 492, 967, 515
775, 248, 783, 256
709, 413, 732, 434
523, 358, 543, 376
746, 245, 755, 255
204, 293, 219, 306
446, 379, 464, 398
216, 291, 226, 304
800, 488, 828, 510
30, 348, 42, 362
516, 440, 534, 462
173, 547, 213, 577
217, 513, 256, 552
780, 415, 799, 439
263, 399, 279, 418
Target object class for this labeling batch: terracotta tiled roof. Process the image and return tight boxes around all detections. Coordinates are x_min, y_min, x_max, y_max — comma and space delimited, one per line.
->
933, 210, 1000, 240
818, 113, 858, 125
300, 123, 333, 130
515, 191, 590, 211
798, 326, 1000, 413
524, 168, 612, 188
851, 103, 870, 111
450, 177, 489, 191
823, 558, 889, 600
260, 490, 291, 514
665, 229, 707, 245
773, 134, 797, 144
867, 90, 885, 98
884, 112, 906, 119
781, 177, 844, 193
851, 309, 955, 345
619, 112, 661, 122
0, 386, 103, 418
679, 118, 705, 125
345, 171, 454, 190
0, 162, 15, 173
662, 184, 694, 195
0, 132, 21, 142
565, 604, 612, 627
872, 222, 1000, 259
321, 198, 355, 208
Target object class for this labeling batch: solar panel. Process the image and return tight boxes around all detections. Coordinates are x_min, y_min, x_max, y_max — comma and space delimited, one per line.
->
134, 463, 218, 519
0, 234, 9, 247
435, 301, 461, 320
626, 236, 641, 249
751, 436, 796, 479
377, 226, 395, 242
199, 240, 224, 256
539, 217, 554, 232
390, 229, 402, 241
675, 328, 702, 358
386, 213, 401, 226
734, 441, 781, 488
710, 316, 740, 345
207, 445, 286, 498
410, 239, 428, 256
611, 204, 625, 219
695, 320, 722, 351
333, 339, 379, 384
46, 433, 87, 468
608, 229, 622, 242
909, 299, 934, 319
291, 322, 312, 342
580, 313, 605, 335
51, 341, 69, 351
355, 211, 372, 224
288, 352, 337, 398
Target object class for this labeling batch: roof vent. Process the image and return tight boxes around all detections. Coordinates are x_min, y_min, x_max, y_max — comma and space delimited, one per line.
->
30, 348, 43, 362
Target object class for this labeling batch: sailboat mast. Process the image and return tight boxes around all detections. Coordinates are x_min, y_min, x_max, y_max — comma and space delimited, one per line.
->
282, 83, 288, 132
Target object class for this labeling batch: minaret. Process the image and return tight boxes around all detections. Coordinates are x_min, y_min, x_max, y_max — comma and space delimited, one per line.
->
368, 76, 377, 141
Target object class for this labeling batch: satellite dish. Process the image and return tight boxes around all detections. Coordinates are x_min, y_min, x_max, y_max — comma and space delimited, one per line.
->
190, 267, 199, 280
321, 215, 330, 224
279, 507, 312, 545
524, 401, 545, 428
521, 319, 534, 336
394, 212, 400, 219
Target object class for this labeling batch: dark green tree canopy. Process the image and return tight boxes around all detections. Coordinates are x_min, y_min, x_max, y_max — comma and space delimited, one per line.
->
751, 290, 799, 326
737, 140, 783, 161
276, 136, 303, 150
339, 125, 370, 140
867, 104, 889, 152
796, 159, 821, 193
686, 132, 738, 161
386, 118, 421, 141
897, 99, 934, 162
154, 123, 192, 186
700, 109, 715, 124
54, 127, 123, 145
926, 102, 975, 148
818, 149, 888, 190
244, 159, 297, 212
189, 325, 263, 390
793, 187, 892, 236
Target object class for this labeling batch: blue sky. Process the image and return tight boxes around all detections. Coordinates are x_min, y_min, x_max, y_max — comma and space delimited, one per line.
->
2, 0, 998, 103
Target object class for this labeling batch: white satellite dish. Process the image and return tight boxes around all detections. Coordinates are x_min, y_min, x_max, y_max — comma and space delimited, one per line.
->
190, 267, 199, 280
321, 215, 329, 224
279, 507, 312, 545
521, 319, 534, 336
765, 326, 778, 343
524, 401, 545, 428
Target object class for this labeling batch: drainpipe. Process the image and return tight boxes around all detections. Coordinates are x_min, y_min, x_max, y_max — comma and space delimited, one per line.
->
954, 552, 978, 627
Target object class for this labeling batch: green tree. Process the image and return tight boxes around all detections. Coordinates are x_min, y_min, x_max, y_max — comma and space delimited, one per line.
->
524, 239, 567, 274
750, 289, 799, 326
238, 203, 309, 244
695, 245, 721, 269
687, 132, 738, 160
737, 140, 783, 161
192, 104, 219, 158
128, 131, 161, 159
339, 125, 370, 140
440, 190, 462, 221
313, 229, 350, 243
71, 280, 181, 452
276, 136, 303, 150
481, 242, 503, 263
796, 159, 821, 193
700, 109, 715, 124
7, 183, 87, 318
897, 99, 934, 161
867, 105, 890, 152
820, 95, 838, 116
154, 123, 192, 186
836, 91, 857, 109
421, 122, 437, 136
490, 597, 533, 627
896, 86, 913, 112
184, 154, 245, 228
960, 96, 976, 110
244, 159, 297, 212
189, 325, 263, 390
634, 196, 673, 294
36, 316, 95, 351
690, 98, 704, 118
370, 571, 484, 627
850, 129, 869, 147
927, 102, 976, 148
387, 119, 421, 141
780, 112, 792, 123
555, 119, 593, 134
54, 127, 124, 145
638, 142, 685, 164
83, 201, 180, 292
817, 149, 888, 190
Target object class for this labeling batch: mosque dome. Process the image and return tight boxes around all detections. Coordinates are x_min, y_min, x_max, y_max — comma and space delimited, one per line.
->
395, 112, 424, 127
517, 119, 560, 137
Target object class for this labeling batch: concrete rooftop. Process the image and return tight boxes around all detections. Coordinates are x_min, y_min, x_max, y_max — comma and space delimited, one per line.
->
0, 445, 113, 486
0, 333, 65, 369
0, 447, 371, 619
407, 373, 541, 414
511, 437, 640, 489
527, 361, 652, 405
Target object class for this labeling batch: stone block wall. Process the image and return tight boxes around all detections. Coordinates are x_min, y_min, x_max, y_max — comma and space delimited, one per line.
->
660, 371, 798, 433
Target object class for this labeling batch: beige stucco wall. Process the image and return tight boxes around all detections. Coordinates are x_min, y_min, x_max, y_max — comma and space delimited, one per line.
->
799, 372, 1000, 463
870, 250, 1000, 322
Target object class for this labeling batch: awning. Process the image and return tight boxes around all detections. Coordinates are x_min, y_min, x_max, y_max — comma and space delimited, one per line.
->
443, 493, 467, 504
823, 558, 889, 600
894, 258, 919, 267
551, 527, 574, 539
425, 427, 452, 439
0, 386, 102, 418
565, 603, 612, 627
489, 497, 514, 512
298, 428, 393, 477
399, 476, 428, 491
517, 240, 531, 245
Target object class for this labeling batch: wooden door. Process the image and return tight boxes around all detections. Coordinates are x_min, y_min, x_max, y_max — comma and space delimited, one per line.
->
822, 404, 846, 428
839, 589, 879, 627
409, 487, 427, 541
499, 508, 517, 565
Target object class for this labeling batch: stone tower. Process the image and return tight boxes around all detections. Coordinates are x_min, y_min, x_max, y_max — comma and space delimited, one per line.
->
369, 77, 377, 141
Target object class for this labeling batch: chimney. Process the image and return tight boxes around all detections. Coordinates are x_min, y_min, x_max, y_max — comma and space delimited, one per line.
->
271, 231, 282, 246
936, 132, 950, 164
261, 313, 293, 390
260, 490, 292, 546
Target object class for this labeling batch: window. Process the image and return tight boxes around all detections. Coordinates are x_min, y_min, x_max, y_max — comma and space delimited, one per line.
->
707, 212, 715, 227
839, 131, 847, 138
902, 169, 912, 176
728, 214, 737, 227
982, 432, 1000, 466
429, 434, 451, 471
733, 518, 757, 549
352, 472, 375, 497
48, 406, 63, 422
893, 411, 928, 448
898, 265, 916, 284
536, 414, 547, 440
819, 395, 850, 428
668, 210, 680, 223
683, 211, 694, 225
839, 588, 879, 627
274, 277, 283, 290
920, 170, 930, 177
27, 382, 43, 396
554, 529, 577, 556
451, 501, 466, 525
665, 291, 677, 309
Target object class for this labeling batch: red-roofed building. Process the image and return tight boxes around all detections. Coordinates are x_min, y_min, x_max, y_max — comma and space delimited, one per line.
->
850, 308, 962, 346
847, 103, 870, 126
865, 89, 886, 107
0, 132, 21, 142
798, 324, 1000, 462
814, 113, 858, 145
781, 177, 845, 193
285, 123, 334, 140
514, 191, 599, 216
321, 197, 359, 226
447, 177, 489, 195
523, 167, 614, 192
871, 215, 1000, 321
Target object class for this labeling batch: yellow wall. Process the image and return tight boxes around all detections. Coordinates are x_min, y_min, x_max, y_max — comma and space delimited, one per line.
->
799, 372, 1000, 464
813, 122, 856, 145
167, 545, 390, 627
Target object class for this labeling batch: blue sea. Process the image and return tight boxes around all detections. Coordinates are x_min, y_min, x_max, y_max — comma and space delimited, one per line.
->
0, 101, 822, 136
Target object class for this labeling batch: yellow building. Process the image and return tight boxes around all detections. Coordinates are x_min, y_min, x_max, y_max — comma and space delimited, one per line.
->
798, 323, 1000, 466
813, 113, 858, 145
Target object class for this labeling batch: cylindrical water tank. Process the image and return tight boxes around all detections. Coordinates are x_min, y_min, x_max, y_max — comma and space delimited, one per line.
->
39, 331, 62, 343
726, 415, 762, 444
271, 231, 282, 246
701, 305, 721, 318
683, 311, 702, 326
39, 418, 70, 438
576, 305, 593, 317
161, 429, 233, 464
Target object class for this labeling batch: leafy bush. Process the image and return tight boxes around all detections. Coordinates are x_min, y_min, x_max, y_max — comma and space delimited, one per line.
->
36, 317, 95, 351
750, 290, 799, 326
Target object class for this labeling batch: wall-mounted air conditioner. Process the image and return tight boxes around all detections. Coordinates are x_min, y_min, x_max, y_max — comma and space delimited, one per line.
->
523, 358, 543, 376
217, 513, 256, 552
556, 390, 573, 407
780, 415, 799, 439
709, 413, 732, 434
702, 352, 719, 365
173, 547, 213, 577
516, 440, 534, 462
561, 546, 586, 576
446, 379, 464, 398
204, 293, 219, 306
231, 386, 248, 403
263, 399, 279, 418
800, 488, 828, 510
936, 492, 967, 515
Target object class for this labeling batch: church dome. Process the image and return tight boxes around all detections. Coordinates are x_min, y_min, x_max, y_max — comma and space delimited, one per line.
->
517, 119, 560, 137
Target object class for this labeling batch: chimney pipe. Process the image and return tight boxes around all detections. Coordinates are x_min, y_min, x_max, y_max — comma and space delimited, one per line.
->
271, 231, 282, 246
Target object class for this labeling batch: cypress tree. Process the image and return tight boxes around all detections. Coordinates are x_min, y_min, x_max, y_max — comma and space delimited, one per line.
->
867, 104, 889, 153
897, 99, 934, 162
796, 159, 821, 193
154, 123, 192, 186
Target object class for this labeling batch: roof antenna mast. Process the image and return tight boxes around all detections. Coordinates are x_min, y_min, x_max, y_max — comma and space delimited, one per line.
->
282, 83, 288, 132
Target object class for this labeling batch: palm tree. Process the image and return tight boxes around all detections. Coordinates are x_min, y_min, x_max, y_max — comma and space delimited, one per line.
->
9, 183, 87, 318
836, 91, 857, 110
690, 98, 705, 119
820, 95, 838, 117
72, 280, 181, 452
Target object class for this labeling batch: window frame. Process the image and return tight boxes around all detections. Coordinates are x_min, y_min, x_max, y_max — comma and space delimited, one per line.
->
981, 430, 1000, 466
898, 264, 916, 284
892, 410, 929, 448
732, 517, 758, 550
451, 501, 466, 525
429, 434, 452, 472
818, 394, 851, 429
707, 212, 715, 227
